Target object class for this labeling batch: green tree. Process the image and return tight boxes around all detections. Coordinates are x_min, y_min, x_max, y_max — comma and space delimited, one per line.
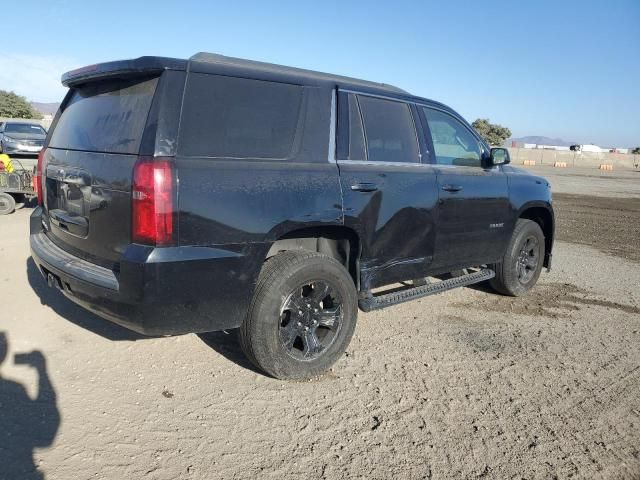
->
471, 118, 511, 146
0, 90, 43, 120
632, 147, 640, 154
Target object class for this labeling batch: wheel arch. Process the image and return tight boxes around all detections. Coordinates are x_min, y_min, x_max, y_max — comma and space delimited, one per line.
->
517, 202, 554, 268
266, 226, 361, 289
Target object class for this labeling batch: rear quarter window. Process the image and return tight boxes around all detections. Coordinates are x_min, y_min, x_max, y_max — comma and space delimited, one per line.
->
49, 76, 159, 155
178, 74, 303, 159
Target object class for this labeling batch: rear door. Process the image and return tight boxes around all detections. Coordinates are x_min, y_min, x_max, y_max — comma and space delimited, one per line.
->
43, 75, 163, 268
420, 106, 511, 270
337, 92, 439, 291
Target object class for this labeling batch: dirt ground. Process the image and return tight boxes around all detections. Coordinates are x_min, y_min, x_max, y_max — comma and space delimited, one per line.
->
1, 167, 639, 479
554, 193, 640, 263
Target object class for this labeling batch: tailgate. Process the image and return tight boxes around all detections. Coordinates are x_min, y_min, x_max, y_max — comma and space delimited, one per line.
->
43, 75, 159, 268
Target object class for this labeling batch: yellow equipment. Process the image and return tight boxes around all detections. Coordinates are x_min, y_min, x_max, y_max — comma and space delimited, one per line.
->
0, 154, 14, 173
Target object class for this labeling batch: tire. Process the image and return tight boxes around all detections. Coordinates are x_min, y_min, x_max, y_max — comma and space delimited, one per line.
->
0, 192, 16, 215
490, 219, 545, 296
240, 251, 358, 380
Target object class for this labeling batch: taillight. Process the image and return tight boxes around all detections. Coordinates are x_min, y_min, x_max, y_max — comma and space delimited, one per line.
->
35, 148, 47, 205
132, 157, 175, 246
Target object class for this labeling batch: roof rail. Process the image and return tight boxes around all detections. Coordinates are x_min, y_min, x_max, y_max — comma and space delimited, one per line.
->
189, 52, 408, 95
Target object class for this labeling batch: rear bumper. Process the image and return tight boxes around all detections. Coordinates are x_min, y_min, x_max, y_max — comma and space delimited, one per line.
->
29, 207, 265, 335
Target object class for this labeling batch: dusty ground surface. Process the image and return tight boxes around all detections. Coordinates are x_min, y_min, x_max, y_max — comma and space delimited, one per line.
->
530, 165, 640, 262
553, 194, 640, 262
525, 165, 640, 199
1, 167, 639, 479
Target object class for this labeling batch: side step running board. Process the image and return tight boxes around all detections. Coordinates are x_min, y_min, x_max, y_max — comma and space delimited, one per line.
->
358, 268, 495, 312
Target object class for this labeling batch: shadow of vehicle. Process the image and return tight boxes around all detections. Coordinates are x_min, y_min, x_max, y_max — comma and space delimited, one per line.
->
26, 258, 144, 342
465, 280, 496, 294
27, 258, 265, 375
197, 330, 264, 376
0, 332, 59, 480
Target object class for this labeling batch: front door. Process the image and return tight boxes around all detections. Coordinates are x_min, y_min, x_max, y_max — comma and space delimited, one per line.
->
337, 92, 438, 291
421, 106, 511, 270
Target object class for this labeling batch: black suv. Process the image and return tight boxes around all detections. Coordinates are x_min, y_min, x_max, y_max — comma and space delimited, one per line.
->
30, 53, 554, 379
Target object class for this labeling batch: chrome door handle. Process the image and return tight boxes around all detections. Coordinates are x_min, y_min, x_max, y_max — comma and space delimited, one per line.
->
442, 184, 463, 192
351, 182, 378, 192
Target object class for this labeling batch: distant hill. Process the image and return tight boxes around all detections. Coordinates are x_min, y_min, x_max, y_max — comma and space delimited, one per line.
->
510, 136, 576, 147
30, 102, 60, 116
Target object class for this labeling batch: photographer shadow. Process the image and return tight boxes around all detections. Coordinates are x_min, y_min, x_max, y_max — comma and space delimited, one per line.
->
0, 332, 59, 480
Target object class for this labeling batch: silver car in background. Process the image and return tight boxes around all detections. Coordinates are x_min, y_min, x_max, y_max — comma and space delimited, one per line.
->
0, 121, 47, 156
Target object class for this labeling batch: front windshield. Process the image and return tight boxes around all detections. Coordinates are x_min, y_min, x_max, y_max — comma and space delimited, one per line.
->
5, 123, 47, 135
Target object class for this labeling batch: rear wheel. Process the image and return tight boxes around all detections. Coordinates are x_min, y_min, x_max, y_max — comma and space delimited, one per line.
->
490, 219, 545, 296
240, 251, 358, 379
0, 192, 16, 215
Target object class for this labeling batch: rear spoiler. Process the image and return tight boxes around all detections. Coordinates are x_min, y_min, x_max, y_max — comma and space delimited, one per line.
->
61, 56, 187, 87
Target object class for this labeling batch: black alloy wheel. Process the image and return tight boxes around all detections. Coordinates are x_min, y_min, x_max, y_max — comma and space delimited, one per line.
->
516, 235, 540, 284
240, 251, 358, 379
490, 219, 546, 296
279, 280, 343, 361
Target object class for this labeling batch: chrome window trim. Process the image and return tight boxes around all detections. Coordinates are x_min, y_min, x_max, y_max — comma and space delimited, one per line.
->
434, 163, 501, 172
339, 88, 410, 104
328, 89, 337, 163
336, 159, 434, 168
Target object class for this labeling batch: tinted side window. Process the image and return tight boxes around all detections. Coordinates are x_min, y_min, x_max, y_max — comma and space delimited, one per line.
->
179, 74, 303, 159
336, 93, 366, 161
423, 108, 481, 167
347, 94, 366, 160
358, 96, 420, 163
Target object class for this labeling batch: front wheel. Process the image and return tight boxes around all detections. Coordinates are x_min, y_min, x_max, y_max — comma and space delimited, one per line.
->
240, 251, 358, 380
490, 219, 545, 296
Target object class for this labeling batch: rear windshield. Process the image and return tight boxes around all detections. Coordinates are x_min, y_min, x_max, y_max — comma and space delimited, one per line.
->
49, 76, 158, 154
5, 123, 47, 135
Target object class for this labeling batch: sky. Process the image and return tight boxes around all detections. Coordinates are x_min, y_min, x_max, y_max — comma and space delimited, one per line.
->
1, 0, 639, 147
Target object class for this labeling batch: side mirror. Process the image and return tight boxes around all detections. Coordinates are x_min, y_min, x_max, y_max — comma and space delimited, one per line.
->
490, 147, 510, 166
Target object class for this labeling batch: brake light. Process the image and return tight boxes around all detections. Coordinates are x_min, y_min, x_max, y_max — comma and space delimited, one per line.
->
35, 148, 47, 205
132, 157, 175, 246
